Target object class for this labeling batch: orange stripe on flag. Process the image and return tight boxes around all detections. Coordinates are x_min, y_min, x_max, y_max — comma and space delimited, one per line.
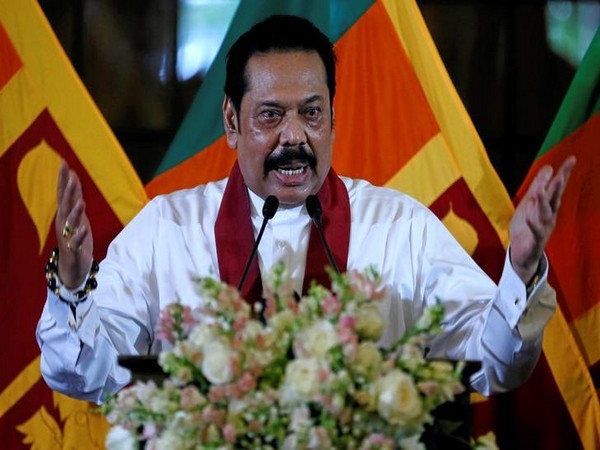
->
333, 1, 439, 186
381, 0, 512, 246
0, 23, 22, 89
146, 135, 237, 198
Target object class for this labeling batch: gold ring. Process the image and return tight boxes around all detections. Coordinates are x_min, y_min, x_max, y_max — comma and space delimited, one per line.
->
62, 221, 76, 239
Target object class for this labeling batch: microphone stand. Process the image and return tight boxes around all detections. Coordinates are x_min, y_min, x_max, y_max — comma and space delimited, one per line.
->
305, 194, 339, 274
237, 195, 279, 292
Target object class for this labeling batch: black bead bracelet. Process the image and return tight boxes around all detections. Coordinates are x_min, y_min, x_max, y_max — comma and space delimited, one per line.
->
45, 247, 99, 301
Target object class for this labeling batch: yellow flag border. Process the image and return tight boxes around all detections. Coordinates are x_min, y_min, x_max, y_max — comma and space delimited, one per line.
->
0, 0, 147, 226
381, 0, 512, 247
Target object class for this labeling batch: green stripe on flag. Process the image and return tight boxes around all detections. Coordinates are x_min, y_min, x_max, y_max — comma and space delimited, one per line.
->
539, 27, 600, 156
156, 0, 374, 176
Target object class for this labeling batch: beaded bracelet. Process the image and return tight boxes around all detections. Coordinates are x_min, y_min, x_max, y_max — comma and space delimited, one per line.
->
45, 247, 99, 302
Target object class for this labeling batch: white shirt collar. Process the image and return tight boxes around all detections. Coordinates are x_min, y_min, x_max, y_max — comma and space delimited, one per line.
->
247, 188, 307, 221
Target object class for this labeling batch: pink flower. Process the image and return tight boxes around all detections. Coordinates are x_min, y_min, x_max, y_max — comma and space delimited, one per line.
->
180, 386, 205, 410
233, 316, 248, 333
237, 372, 256, 393
208, 385, 227, 402
182, 307, 198, 331
338, 315, 358, 347
201, 406, 226, 426
338, 315, 356, 330
222, 424, 236, 443
156, 311, 175, 342
348, 271, 385, 300
141, 423, 157, 440
360, 433, 395, 449
317, 368, 330, 383
338, 324, 358, 346
321, 294, 342, 317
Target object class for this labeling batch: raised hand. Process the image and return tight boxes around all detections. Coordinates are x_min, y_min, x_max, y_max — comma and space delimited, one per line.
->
509, 156, 576, 284
55, 160, 94, 289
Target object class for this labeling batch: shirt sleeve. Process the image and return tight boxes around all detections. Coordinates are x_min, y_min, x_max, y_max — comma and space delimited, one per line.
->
471, 251, 555, 396
36, 290, 132, 403
36, 200, 161, 404
417, 212, 555, 396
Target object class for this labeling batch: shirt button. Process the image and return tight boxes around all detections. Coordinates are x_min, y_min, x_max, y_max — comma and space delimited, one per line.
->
277, 240, 285, 248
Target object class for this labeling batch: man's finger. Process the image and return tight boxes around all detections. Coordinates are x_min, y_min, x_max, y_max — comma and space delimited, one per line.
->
527, 165, 554, 199
548, 156, 576, 212
534, 187, 554, 226
60, 198, 85, 241
66, 224, 87, 253
61, 169, 83, 218
56, 161, 70, 218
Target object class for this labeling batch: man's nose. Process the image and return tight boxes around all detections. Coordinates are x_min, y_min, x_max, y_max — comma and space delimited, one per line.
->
279, 114, 306, 146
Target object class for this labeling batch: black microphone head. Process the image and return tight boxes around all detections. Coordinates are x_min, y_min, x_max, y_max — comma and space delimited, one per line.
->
262, 195, 279, 219
305, 194, 322, 220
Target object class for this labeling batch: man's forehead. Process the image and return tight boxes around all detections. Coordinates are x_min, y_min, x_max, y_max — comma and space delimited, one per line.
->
246, 50, 326, 77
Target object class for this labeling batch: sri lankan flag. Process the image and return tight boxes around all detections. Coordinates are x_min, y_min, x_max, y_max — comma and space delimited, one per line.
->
512, 28, 600, 449
0, 0, 147, 448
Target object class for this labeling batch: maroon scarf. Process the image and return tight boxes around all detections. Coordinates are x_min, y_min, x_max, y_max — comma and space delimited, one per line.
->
215, 162, 350, 304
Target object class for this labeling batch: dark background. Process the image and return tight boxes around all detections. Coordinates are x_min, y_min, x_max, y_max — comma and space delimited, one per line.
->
39, 0, 599, 196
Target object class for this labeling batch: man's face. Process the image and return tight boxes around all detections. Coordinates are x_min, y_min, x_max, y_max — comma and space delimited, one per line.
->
223, 50, 334, 206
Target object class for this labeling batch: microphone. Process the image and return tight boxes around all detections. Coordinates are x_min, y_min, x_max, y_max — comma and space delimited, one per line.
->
305, 194, 339, 273
238, 195, 279, 292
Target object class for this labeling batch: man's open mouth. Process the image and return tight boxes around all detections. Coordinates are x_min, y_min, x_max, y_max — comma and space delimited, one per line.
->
265, 146, 317, 176
277, 164, 309, 176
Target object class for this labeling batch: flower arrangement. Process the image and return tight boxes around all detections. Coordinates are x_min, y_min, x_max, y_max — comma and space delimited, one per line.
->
102, 264, 497, 450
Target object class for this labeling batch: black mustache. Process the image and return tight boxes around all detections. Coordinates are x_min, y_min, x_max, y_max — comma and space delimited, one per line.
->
264, 146, 317, 173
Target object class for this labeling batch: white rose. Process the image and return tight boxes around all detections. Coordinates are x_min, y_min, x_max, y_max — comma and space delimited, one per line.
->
399, 344, 426, 371
201, 341, 235, 384
105, 426, 137, 450
280, 358, 324, 407
189, 322, 215, 350
240, 320, 263, 340
353, 342, 383, 377
375, 370, 423, 425
152, 427, 187, 450
296, 320, 339, 358
270, 309, 295, 332
355, 304, 385, 341
149, 391, 177, 414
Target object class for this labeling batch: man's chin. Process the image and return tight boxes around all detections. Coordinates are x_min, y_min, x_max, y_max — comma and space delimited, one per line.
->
270, 185, 314, 207
276, 193, 310, 207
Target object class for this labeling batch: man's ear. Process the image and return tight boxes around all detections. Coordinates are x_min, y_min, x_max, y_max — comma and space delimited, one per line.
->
331, 106, 335, 142
223, 96, 239, 149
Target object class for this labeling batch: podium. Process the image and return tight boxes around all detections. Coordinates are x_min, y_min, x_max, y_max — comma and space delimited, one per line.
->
119, 356, 481, 449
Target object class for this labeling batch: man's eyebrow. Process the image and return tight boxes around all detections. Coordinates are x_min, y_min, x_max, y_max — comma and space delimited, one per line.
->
303, 94, 324, 104
258, 100, 284, 108
258, 95, 324, 109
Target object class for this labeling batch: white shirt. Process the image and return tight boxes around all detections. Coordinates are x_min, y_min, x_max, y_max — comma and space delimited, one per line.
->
37, 177, 555, 403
